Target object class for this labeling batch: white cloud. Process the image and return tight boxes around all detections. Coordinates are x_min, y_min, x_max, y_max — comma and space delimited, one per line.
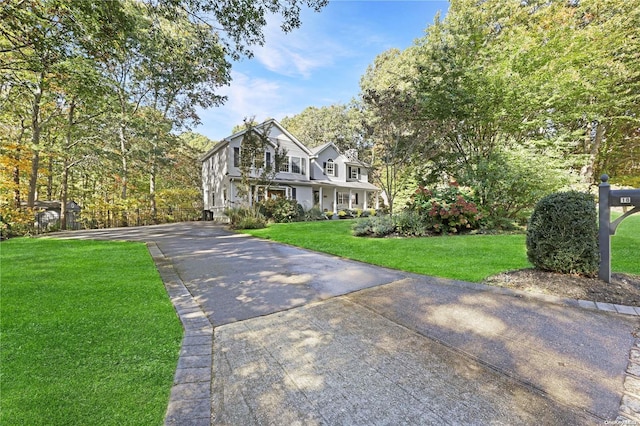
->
195, 71, 300, 140
251, 13, 353, 79
219, 71, 282, 118
192, 2, 447, 141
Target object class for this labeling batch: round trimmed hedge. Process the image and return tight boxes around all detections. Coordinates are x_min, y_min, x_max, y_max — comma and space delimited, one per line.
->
526, 191, 599, 276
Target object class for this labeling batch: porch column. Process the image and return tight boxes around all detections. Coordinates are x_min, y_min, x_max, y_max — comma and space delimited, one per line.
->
375, 191, 380, 209
348, 189, 353, 209
319, 186, 323, 210
364, 191, 368, 210
333, 187, 338, 214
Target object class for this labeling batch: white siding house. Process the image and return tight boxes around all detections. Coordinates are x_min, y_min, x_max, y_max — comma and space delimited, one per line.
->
201, 119, 380, 220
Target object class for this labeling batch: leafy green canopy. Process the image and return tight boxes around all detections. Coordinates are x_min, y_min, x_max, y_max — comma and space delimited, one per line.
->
358, 0, 639, 224
0, 0, 327, 233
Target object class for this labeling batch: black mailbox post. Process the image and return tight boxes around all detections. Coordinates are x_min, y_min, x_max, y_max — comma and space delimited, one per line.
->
599, 175, 640, 283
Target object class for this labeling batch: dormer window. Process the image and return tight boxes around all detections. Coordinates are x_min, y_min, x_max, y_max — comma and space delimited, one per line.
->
325, 159, 335, 176
349, 166, 360, 180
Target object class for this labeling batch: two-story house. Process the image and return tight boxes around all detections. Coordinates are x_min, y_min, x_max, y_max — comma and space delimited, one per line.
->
201, 119, 380, 220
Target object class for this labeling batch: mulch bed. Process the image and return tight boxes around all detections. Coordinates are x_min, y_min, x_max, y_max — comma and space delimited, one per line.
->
484, 268, 640, 307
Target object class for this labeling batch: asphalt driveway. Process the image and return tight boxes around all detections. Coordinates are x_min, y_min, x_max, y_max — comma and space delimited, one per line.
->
56, 221, 640, 425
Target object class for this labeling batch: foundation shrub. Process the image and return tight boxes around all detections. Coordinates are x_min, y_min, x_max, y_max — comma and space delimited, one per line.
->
304, 207, 327, 221
338, 210, 354, 219
259, 198, 302, 223
352, 215, 395, 237
526, 191, 599, 276
361, 208, 377, 218
224, 207, 267, 229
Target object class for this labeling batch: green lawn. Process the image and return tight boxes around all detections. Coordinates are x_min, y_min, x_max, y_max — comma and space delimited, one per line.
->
243, 214, 640, 282
0, 238, 183, 426
610, 212, 640, 275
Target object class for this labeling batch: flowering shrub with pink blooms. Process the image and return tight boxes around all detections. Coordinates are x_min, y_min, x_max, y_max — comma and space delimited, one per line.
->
404, 185, 483, 234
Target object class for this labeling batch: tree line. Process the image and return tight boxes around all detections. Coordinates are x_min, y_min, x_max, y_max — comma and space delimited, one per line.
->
2, 0, 638, 235
283, 0, 640, 224
0, 0, 326, 234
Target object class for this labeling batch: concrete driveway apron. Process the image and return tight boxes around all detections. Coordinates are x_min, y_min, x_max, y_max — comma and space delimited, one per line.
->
55, 222, 640, 425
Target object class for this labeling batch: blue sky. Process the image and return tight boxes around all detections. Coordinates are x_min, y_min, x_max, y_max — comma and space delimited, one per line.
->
193, 0, 449, 142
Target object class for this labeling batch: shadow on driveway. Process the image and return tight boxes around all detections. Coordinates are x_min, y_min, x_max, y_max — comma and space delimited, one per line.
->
52, 222, 639, 424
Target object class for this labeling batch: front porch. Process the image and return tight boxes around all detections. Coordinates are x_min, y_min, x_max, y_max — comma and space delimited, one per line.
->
313, 184, 380, 214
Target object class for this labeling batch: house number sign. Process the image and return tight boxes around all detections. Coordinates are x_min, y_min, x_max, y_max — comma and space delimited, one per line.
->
599, 175, 640, 283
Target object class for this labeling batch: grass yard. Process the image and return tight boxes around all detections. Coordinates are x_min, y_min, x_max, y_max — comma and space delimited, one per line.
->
610, 212, 640, 275
243, 214, 640, 282
0, 238, 183, 426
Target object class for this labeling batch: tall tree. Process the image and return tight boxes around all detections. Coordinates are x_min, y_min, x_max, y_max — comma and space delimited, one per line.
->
359, 48, 431, 213
0, 0, 130, 207
281, 104, 364, 151
446, 0, 640, 185
1, 0, 329, 233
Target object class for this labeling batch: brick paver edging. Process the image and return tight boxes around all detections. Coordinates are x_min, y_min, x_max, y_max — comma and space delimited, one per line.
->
618, 339, 640, 424
147, 243, 213, 426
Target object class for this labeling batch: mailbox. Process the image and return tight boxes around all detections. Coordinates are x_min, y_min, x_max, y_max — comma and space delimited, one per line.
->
599, 175, 640, 283
610, 189, 640, 207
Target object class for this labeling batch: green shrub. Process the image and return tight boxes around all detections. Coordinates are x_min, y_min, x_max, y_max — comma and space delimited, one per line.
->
258, 198, 302, 223
304, 207, 327, 221
0, 205, 36, 238
526, 191, 599, 276
237, 216, 267, 229
352, 215, 395, 237
463, 149, 573, 226
361, 208, 377, 218
406, 185, 482, 234
338, 210, 354, 219
394, 209, 429, 237
224, 207, 267, 229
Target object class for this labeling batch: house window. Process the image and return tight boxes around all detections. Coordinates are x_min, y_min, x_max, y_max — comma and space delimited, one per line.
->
267, 189, 286, 199
337, 192, 348, 204
281, 156, 306, 174
351, 193, 358, 205
265, 151, 271, 167
325, 159, 335, 176
233, 147, 240, 167
291, 188, 297, 200
349, 167, 360, 180
291, 157, 302, 174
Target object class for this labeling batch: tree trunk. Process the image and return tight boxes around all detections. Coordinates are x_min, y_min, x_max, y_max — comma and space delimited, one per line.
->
581, 121, 605, 184
13, 144, 22, 208
60, 102, 75, 230
150, 156, 157, 222
119, 121, 128, 200
47, 155, 53, 200
27, 76, 44, 207
60, 159, 69, 230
